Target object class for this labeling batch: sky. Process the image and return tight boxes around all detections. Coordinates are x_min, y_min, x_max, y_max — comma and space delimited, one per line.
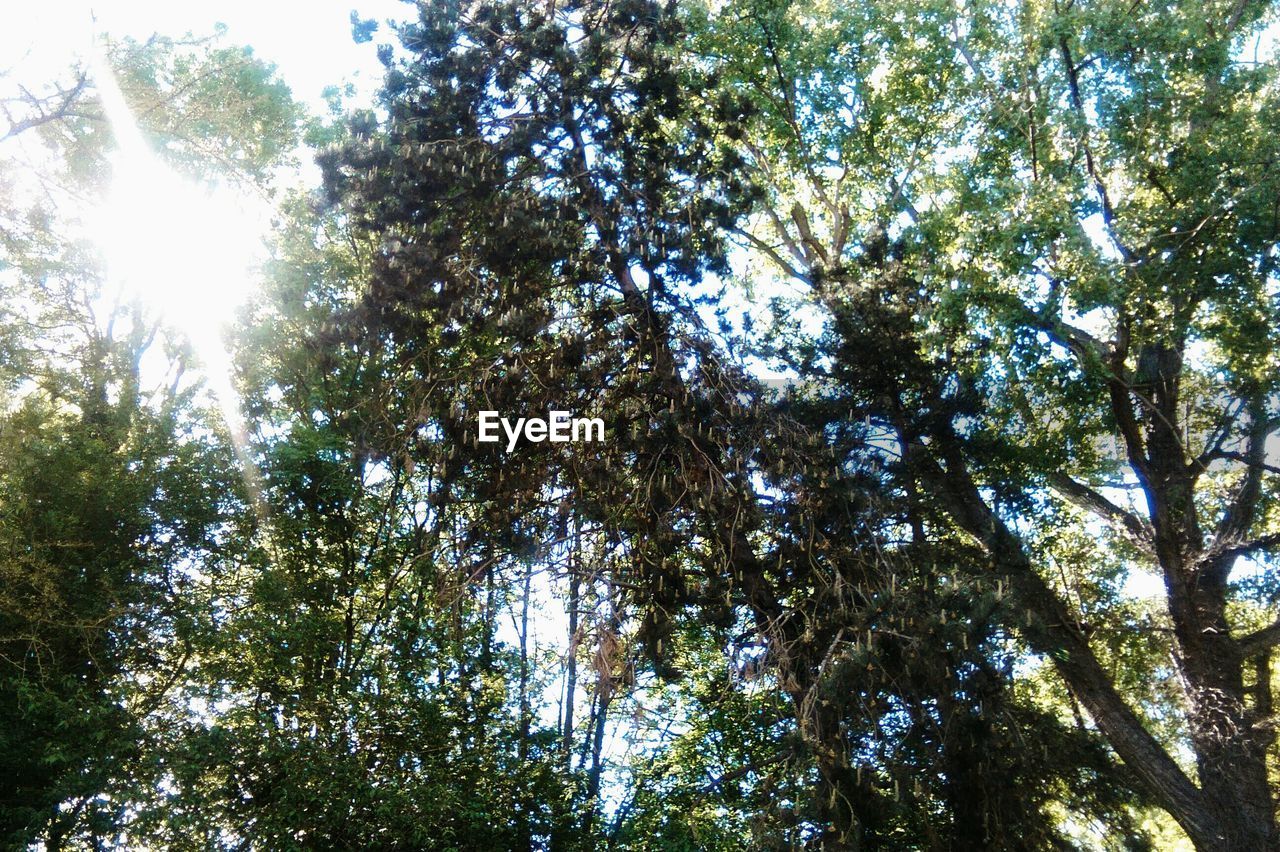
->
2, 0, 408, 115
1, 0, 416, 359
1, 1, 412, 296
0, 2, 421, 533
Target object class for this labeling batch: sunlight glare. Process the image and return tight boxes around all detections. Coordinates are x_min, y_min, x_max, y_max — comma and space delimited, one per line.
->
89, 47, 269, 514
96, 148, 262, 346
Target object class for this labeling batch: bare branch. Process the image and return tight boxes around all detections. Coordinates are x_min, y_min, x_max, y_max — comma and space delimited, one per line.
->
1215, 531, 1280, 562
1, 72, 89, 142
730, 226, 812, 285
1046, 471, 1155, 554
1193, 398, 1247, 473
1057, 37, 1141, 266
1208, 449, 1280, 478
1028, 309, 1110, 364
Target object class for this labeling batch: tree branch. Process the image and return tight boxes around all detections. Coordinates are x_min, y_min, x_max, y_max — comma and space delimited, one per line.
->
1211, 398, 1274, 554
1, 72, 88, 141
910, 438, 1215, 844
1239, 616, 1280, 657
730, 225, 812, 285
1208, 449, 1280, 478
1058, 38, 1140, 266
1046, 471, 1155, 554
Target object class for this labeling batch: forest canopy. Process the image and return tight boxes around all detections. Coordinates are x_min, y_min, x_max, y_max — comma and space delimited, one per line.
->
1, 0, 1279, 849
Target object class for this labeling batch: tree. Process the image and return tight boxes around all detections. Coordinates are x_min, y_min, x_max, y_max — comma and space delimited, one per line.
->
322, 0, 1157, 846
693, 0, 1280, 846
4, 0, 1275, 847
0, 33, 298, 846
133, 192, 585, 849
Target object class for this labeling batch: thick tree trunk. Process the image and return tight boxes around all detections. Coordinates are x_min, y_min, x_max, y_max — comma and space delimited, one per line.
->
920, 436, 1278, 847
1157, 546, 1275, 849
920, 444, 1224, 846
1135, 346, 1276, 850
799, 695, 875, 851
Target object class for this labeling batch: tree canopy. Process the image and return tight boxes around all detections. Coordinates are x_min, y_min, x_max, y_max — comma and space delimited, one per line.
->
1, 1, 1278, 849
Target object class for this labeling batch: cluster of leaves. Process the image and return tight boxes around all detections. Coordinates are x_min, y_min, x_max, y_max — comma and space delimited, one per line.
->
3, 0, 1279, 848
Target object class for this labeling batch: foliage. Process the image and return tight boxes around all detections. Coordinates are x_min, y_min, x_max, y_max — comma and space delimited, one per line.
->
2, 1, 1279, 849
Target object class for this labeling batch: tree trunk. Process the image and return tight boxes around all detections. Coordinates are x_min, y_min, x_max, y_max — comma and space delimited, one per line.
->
517, 560, 533, 849
562, 517, 581, 765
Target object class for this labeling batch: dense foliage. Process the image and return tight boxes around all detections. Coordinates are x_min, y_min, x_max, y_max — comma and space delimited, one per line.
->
1, 0, 1278, 849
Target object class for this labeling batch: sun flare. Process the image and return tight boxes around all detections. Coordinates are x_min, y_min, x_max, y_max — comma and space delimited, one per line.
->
96, 148, 262, 344
89, 46, 268, 511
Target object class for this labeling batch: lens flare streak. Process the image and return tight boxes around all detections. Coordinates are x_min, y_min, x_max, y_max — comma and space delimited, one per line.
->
90, 45, 269, 518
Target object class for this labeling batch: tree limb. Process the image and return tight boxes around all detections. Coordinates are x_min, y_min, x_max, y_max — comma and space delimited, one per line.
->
1, 72, 88, 141
1045, 471, 1155, 554
730, 225, 812, 285
1058, 38, 1141, 266
1239, 616, 1280, 657
911, 438, 1216, 845
1211, 398, 1274, 555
